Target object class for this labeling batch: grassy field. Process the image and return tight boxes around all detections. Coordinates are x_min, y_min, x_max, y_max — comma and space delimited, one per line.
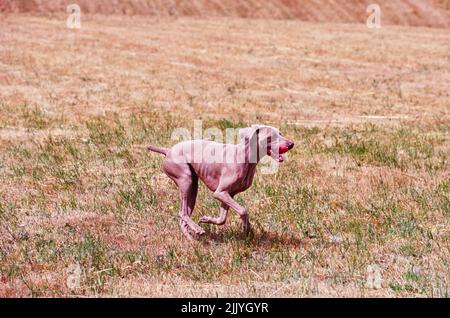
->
0, 15, 449, 297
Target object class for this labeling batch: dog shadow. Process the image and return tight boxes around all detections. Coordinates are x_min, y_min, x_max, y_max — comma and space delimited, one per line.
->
203, 228, 308, 248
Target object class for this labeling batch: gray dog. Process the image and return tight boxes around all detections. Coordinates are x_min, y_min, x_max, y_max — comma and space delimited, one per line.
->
147, 125, 294, 240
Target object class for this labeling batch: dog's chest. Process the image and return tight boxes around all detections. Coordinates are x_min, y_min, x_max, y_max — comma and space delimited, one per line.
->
234, 164, 257, 192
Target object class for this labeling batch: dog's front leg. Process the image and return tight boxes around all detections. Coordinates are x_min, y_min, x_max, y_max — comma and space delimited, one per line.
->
200, 203, 229, 226
213, 191, 251, 235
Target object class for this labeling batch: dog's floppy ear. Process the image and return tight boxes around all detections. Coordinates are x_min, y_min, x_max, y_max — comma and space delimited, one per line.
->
239, 125, 262, 143
251, 124, 263, 135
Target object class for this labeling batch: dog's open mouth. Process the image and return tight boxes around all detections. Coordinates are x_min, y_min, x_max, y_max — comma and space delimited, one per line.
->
269, 149, 286, 162
276, 154, 285, 162
272, 144, 291, 162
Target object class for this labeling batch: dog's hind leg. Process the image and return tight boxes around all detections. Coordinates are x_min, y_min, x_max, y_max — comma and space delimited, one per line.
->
179, 219, 194, 241
179, 183, 204, 237
187, 172, 198, 218
163, 161, 204, 239
179, 172, 200, 240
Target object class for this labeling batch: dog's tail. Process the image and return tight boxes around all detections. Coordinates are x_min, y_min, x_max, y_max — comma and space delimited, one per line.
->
146, 144, 168, 156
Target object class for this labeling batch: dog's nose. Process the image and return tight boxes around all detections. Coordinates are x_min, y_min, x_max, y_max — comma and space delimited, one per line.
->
288, 142, 295, 150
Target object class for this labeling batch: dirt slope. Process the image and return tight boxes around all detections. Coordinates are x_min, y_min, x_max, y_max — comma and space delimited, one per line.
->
1, 0, 449, 27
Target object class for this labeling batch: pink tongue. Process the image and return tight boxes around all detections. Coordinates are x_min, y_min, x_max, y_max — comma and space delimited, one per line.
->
279, 145, 289, 154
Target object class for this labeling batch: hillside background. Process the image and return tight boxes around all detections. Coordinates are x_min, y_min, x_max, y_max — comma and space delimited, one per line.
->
1, 0, 449, 27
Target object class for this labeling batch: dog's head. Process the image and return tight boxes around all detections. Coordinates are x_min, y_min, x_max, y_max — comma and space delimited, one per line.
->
239, 125, 294, 163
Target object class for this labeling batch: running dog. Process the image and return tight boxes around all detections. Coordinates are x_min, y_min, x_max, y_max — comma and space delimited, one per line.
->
147, 125, 294, 240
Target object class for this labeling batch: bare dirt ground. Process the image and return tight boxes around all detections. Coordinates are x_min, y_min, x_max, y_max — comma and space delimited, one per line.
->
0, 14, 449, 297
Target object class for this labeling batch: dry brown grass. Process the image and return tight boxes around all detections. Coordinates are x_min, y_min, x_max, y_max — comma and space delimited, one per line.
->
0, 14, 449, 297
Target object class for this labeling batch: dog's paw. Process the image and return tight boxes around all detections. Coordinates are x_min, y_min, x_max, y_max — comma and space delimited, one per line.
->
199, 216, 212, 224
194, 226, 206, 235
189, 222, 205, 235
